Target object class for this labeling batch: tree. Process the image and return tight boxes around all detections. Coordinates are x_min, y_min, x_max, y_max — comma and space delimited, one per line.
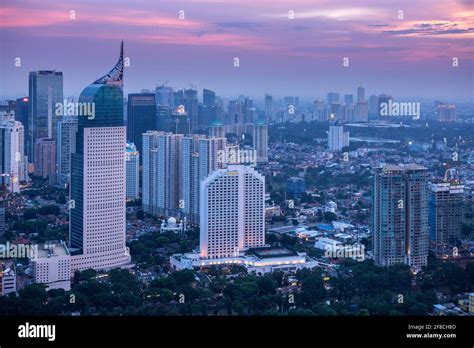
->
323, 211, 337, 222
136, 210, 144, 220
23, 208, 37, 220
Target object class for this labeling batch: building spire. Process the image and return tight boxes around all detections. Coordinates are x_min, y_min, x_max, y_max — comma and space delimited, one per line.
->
93, 41, 124, 87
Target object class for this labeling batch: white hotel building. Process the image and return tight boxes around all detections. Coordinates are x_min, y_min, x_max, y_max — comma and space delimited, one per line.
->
171, 165, 318, 274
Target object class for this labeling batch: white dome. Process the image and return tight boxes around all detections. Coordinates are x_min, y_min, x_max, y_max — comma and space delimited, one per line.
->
167, 217, 177, 226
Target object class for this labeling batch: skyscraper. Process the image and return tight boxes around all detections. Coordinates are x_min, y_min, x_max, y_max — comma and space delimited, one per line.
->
125, 142, 140, 201
200, 165, 265, 259
200, 89, 217, 127
436, 103, 456, 122
181, 135, 226, 223
368, 95, 379, 117
344, 94, 354, 106
0, 119, 27, 192
373, 164, 429, 269
378, 94, 393, 117
357, 85, 365, 102
127, 93, 156, 156
264, 94, 273, 121
56, 116, 77, 186
354, 101, 369, 122
429, 180, 463, 253
70, 42, 130, 271
28, 70, 63, 162
15, 97, 29, 159
34, 137, 56, 183
142, 131, 182, 216
253, 120, 268, 163
328, 125, 349, 151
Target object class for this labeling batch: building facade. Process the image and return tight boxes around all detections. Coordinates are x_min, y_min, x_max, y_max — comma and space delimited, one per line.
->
373, 164, 429, 269
200, 165, 265, 259
70, 42, 131, 272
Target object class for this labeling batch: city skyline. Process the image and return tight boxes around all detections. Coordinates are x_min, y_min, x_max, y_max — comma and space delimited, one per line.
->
1, 0, 473, 100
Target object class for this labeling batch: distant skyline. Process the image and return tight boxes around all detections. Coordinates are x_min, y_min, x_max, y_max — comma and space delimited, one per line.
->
1, 0, 473, 101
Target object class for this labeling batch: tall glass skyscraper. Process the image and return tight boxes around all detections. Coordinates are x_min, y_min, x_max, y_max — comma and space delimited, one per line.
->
28, 70, 63, 162
127, 92, 156, 158
70, 42, 130, 271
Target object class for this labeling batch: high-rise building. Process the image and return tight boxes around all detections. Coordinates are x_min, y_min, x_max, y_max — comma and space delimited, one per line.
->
253, 120, 268, 163
0, 119, 27, 192
328, 125, 349, 151
0, 197, 4, 238
264, 94, 273, 120
429, 181, 463, 253
378, 94, 393, 117
373, 164, 429, 269
344, 94, 354, 106
327, 92, 339, 104
357, 85, 365, 102
142, 131, 183, 216
28, 70, 63, 162
155, 85, 174, 107
70, 42, 131, 272
125, 142, 140, 201
56, 116, 77, 186
354, 101, 369, 122
200, 165, 265, 259
369, 95, 379, 117
127, 93, 156, 157
184, 89, 198, 130
436, 103, 456, 122
15, 97, 29, 158
33, 138, 56, 183
313, 100, 327, 122
181, 135, 226, 223
200, 89, 217, 127
203, 89, 216, 106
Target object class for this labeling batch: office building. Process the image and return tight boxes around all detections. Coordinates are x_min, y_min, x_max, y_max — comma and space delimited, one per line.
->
429, 181, 463, 253
125, 142, 140, 201
15, 97, 29, 158
127, 93, 156, 156
287, 177, 306, 198
30, 242, 71, 291
33, 138, 56, 182
328, 125, 349, 151
0, 119, 27, 192
56, 116, 77, 186
369, 95, 379, 117
373, 164, 429, 269
28, 70, 63, 161
357, 85, 365, 102
253, 120, 268, 163
70, 42, 131, 272
264, 94, 273, 120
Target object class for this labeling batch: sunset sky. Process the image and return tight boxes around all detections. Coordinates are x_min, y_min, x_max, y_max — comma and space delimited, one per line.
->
1, 0, 473, 101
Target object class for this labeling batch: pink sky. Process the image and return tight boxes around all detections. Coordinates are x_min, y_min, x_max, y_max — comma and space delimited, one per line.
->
1, 0, 473, 100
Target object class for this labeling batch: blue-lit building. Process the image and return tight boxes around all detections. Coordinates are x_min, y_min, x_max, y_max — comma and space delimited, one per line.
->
287, 177, 305, 198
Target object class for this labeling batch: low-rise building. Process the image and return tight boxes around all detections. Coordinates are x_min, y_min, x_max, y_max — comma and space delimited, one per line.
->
30, 241, 71, 290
